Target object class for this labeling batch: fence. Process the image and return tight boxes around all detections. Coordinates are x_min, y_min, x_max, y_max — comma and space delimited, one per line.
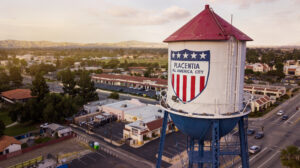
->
0, 134, 75, 162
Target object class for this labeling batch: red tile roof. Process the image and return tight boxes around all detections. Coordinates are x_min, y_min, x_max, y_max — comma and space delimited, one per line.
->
164, 5, 252, 42
256, 100, 263, 105
93, 74, 167, 85
146, 118, 163, 131
288, 68, 296, 72
1, 89, 34, 100
0, 136, 21, 152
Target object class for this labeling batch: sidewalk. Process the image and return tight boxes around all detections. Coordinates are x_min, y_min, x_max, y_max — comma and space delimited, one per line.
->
6, 122, 18, 128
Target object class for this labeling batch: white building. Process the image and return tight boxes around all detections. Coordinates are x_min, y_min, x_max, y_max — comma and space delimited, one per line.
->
123, 116, 173, 145
124, 104, 163, 122
101, 99, 146, 120
245, 63, 270, 72
84, 99, 118, 113
0, 136, 22, 155
0, 60, 9, 66
284, 60, 300, 76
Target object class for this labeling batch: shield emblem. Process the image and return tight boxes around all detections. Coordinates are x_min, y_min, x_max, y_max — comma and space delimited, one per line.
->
171, 49, 210, 103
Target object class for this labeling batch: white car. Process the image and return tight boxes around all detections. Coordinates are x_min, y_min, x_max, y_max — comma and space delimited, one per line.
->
249, 145, 261, 154
277, 110, 284, 116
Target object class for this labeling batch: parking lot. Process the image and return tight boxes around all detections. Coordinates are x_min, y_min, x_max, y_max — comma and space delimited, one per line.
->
121, 131, 187, 167
95, 83, 157, 98
93, 122, 126, 142
69, 150, 134, 168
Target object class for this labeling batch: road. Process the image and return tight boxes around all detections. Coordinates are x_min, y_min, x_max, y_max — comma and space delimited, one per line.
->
234, 93, 300, 168
71, 125, 155, 168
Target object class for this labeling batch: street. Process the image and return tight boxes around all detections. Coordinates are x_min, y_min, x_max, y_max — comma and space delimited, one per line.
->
235, 93, 300, 168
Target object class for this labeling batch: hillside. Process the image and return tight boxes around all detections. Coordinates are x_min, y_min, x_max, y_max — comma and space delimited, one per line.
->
0, 40, 167, 49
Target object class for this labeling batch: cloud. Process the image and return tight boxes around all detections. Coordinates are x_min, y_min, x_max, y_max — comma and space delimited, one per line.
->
107, 6, 140, 17
209, 0, 278, 8
163, 6, 191, 19
106, 6, 190, 25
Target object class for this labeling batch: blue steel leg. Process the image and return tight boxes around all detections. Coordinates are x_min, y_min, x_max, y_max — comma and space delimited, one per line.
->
238, 116, 249, 168
198, 139, 204, 168
156, 111, 169, 168
188, 137, 195, 168
212, 120, 220, 168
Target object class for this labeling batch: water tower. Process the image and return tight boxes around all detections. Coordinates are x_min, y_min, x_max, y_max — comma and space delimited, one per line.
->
157, 5, 252, 168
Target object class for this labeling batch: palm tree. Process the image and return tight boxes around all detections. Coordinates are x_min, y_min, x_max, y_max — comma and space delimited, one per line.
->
280, 145, 300, 168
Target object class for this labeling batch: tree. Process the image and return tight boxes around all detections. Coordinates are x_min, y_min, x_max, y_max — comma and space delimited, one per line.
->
61, 68, 77, 97
0, 120, 5, 137
77, 71, 98, 103
280, 145, 300, 168
31, 73, 49, 100
9, 66, 23, 87
8, 103, 24, 122
108, 92, 119, 99
245, 69, 254, 75
0, 68, 10, 92
42, 93, 78, 123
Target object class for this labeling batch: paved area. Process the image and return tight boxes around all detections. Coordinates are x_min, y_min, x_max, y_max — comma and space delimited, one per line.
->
230, 93, 300, 168
121, 131, 187, 168
72, 128, 156, 168
69, 150, 134, 168
0, 138, 86, 168
93, 122, 125, 142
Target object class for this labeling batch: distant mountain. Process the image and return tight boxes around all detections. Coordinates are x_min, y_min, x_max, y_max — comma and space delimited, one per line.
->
0, 40, 167, 49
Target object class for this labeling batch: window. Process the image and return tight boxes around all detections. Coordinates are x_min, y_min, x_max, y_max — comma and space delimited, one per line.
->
132, 128, 138, 136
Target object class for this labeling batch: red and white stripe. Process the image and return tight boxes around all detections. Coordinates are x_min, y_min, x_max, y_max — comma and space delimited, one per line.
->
172, 74, 206, 102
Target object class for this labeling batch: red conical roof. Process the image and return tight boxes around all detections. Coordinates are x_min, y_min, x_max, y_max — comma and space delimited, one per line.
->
164, 5, 252, 42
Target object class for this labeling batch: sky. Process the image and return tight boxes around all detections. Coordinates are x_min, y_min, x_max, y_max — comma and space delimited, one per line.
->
0, 0, 300, 46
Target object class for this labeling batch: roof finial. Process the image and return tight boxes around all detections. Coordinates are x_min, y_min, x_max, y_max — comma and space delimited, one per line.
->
205, 4, 210, 10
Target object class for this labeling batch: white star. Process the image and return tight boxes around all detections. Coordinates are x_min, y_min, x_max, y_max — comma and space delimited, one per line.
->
200, 52, 206, 59
172, 52, 175, 58
177, 53, 181, 58
191, 52, 197, 59
183, 52, 188, 59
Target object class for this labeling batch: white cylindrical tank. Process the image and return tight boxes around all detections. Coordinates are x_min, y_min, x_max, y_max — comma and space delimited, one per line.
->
163, 5, 252, 119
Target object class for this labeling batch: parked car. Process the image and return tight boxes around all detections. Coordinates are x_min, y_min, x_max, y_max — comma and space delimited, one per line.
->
255, 132, 264, 139
282, 115, 288, 120
277, 110, 284, 116
247, 129, 255, 135
249, 145, 261, 154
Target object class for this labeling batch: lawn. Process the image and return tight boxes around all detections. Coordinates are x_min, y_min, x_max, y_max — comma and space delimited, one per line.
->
4, 122, 39, 136
0, 110, 13, 126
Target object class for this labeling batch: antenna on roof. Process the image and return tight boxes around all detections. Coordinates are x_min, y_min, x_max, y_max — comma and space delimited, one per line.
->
230, 14, 233, 36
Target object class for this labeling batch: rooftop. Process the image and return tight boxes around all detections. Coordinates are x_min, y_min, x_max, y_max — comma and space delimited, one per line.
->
164, 4, 252, 42
102, 99, 146, 111
1, 89, 34, 100
92, 74, 167, 86
0, 136, 22, 152
124, 104, 163, 120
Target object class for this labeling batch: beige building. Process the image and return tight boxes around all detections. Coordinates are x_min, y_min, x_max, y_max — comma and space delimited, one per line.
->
244, 84, 286, 98
250, 95, 273, 112
123, 116, 173, 145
